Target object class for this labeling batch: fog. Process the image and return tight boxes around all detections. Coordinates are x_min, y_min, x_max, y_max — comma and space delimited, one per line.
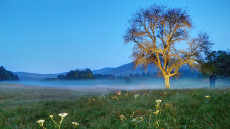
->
1, 78, 230, 90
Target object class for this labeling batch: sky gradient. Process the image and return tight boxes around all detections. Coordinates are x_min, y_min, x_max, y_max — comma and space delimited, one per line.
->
0, 0, 230, 74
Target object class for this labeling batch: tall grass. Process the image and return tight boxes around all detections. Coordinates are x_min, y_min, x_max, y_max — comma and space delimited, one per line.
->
0, 86, 229, 128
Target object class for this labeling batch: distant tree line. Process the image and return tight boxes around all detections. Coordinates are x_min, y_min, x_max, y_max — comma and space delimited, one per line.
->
0, 66, 19, 81
94, 72, 157, 80
116, 72, 156, 80
44, 69, 94, 80
59, 68, 94, 80
201, 50, 230, 77
45, 68, 202, 81
94, 74, 115, 79
44, 70, 158, 81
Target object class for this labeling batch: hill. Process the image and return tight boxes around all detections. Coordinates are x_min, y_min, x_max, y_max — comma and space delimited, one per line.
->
0, 66, 19, 81
92, 67, 114, 74
92, 63, 157, 76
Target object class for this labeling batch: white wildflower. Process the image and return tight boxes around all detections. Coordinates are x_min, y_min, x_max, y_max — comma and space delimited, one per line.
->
59, 113, 68, 118
72, 122, 79, 126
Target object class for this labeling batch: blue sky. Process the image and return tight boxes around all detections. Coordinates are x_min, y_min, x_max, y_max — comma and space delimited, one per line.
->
0, 0, 230, 74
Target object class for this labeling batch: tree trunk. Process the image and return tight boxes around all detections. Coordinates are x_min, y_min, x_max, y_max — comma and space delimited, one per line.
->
164, 75, 170, 89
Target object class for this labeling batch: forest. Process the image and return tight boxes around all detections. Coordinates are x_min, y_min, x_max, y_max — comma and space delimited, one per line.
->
0, 66, 19, 81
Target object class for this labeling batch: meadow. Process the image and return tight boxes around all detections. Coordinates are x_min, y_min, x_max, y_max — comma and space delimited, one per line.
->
0, 84, 230, 129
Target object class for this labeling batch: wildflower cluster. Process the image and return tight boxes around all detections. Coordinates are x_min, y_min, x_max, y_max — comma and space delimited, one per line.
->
37, 113, 79, 129
37, 120, 45, 129
100, 94, 105, 98
131, 116, 144, 123
153, 99, 162, 128
148, 99, 162, 128
112, 96, 118, 100
49, 113, 68, 129
119, 114, 126, 121
134, 93, 139, 99
155, 99, 162, 110
88, 98, 96, 102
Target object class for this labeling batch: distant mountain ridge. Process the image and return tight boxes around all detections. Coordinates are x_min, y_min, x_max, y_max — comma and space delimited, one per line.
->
92, 62, 201, 78
14, 62, 201, 80
92, 68, 114, 74
14, 72, 66, 80
92, 63, 157, 76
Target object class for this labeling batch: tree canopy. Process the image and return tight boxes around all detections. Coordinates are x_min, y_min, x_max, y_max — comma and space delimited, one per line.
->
57, 69, 94, 80
201, 50, 230, 77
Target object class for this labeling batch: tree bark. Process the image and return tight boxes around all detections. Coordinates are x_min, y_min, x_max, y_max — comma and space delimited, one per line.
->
164, 75, 170, 89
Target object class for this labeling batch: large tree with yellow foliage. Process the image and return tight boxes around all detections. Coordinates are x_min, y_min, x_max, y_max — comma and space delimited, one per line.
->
124, 5, 212, 89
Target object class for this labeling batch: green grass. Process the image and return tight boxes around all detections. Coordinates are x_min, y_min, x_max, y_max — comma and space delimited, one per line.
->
0, 86, 230, 129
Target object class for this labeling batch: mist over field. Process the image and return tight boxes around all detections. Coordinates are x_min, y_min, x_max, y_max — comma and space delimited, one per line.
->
1, 78, 230, 90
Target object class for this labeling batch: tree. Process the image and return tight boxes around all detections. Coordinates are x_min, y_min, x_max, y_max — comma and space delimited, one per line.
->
201, 51, 217, 75
201, 50, 230, 77
0, 66, 19, 81
124, 5, 212, 89
63, 69, 94, 80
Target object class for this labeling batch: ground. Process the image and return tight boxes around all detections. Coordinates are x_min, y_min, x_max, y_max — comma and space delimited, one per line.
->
0, 83, 229, 129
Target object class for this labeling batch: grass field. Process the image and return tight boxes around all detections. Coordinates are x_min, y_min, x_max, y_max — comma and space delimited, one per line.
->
0, 84, 230, 129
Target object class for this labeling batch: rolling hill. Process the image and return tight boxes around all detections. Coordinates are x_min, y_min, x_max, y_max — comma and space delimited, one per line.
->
92, 63, 157, 76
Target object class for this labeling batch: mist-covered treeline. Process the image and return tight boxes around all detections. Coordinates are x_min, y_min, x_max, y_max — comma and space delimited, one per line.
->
58, 69, 94, 80
44, 69, 94, 80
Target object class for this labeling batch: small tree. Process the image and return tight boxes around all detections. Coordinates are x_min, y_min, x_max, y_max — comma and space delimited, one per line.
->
124, 5, 212, 89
